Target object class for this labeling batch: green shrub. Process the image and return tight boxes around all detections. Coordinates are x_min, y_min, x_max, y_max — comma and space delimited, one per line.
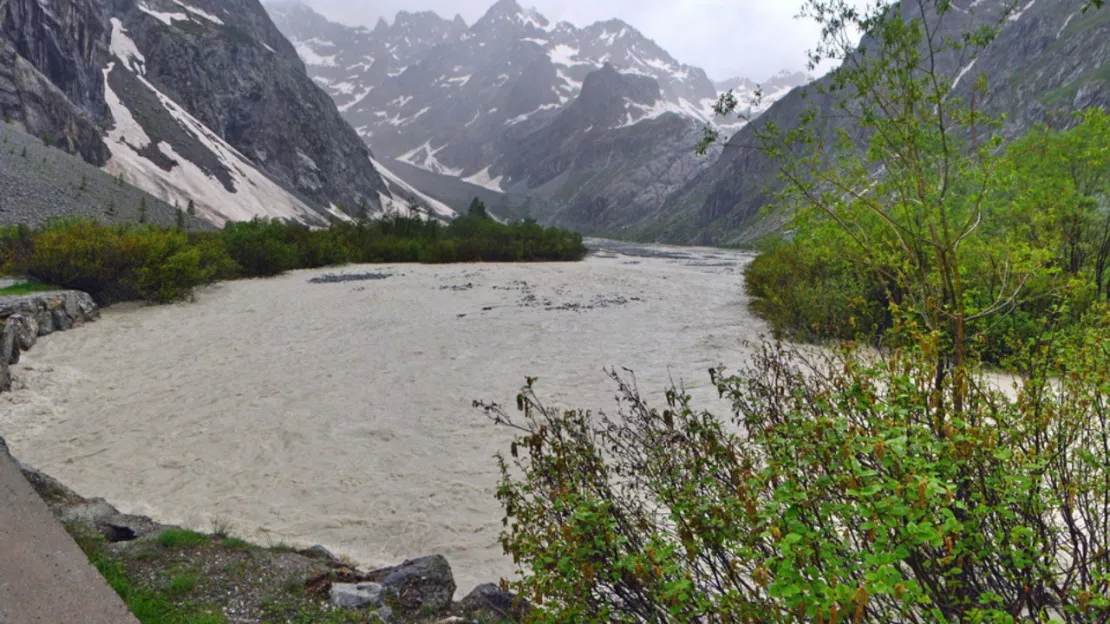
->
745, 239, 891, 343
220, 219, 299, 277
0, 223, 34, 274
27, 220, 232, 303
12, 208, 585, 305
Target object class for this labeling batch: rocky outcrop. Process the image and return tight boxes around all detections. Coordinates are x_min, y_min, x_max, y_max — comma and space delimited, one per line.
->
0, 0, 434, 227
458, 583, 532, 622
0, 290, 98, 392
115, 0, 388, 218
0, 0, 111, 163
493, 65, 716, 233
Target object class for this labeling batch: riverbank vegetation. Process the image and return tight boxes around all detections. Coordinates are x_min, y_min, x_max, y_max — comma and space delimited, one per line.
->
0, 202, 586, 304
746, 109, 1110, 367
486, 0, 1110, 622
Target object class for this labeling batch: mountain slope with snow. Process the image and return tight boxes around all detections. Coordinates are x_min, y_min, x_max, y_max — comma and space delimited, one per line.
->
1, 0, 449, 227
268, 0, 806, 233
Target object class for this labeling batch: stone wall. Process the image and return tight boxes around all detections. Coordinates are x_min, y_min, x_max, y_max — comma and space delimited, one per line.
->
0, 290, 98, 392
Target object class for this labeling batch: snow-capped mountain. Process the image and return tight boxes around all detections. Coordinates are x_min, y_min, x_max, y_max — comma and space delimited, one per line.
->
267, 0, 806, 231
1, 0, 449, 228
269, 0, 723, 166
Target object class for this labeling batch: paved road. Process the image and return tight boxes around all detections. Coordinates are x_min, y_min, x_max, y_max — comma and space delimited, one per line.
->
0, 447, 137, 623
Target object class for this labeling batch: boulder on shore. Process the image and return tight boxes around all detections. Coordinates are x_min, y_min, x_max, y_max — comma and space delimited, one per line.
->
459, 583, 532, 621
365, 555, 456, 615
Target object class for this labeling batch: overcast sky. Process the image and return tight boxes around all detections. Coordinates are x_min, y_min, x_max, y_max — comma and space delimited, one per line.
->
296, 0, 824, 81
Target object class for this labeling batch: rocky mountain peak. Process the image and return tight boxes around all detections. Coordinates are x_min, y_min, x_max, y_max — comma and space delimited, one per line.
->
574, 63, 662, 126
473, 0, 549, 33
482, 0, 526, 19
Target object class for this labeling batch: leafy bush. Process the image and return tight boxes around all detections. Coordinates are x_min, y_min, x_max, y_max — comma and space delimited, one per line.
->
483, 318, 1110, 622
220, 219, 300, 278
24, 220, 230, 304
0, 224, 34, 274
744, 238, 891, 343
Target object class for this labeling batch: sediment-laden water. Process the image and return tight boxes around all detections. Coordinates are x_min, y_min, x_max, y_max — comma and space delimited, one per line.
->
0, 241, 766, 591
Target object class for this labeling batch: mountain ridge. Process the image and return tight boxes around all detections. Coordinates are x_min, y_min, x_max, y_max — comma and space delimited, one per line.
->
266, 0, 809, 233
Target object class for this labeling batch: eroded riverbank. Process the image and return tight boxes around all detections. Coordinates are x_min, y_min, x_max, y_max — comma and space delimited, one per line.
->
0, 242, 765, 592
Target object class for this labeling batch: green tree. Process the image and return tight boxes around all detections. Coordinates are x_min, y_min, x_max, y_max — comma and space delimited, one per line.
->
468, 197, 490, 219
138, 197, 148, 224
187, 199, 196, 217
176, 207, 186, 229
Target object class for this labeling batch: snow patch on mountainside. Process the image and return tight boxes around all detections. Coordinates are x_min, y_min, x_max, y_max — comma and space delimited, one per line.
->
506, 103, 559, 126
102, 66, 320, 225
371, 158, 456, 218
398, 141, 463, 176
294, 41, 338, 66
1008, 0, 1037, 22
172, 0, 224, 25
339, 87, 374, 112
109, 19, 146, 72
102, 20, 326, 225
549, 44, 582, 66
463, 167, 505, 192
137, 4, 189, 26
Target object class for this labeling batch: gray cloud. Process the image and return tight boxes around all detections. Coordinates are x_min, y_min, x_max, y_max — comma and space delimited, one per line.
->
295, 0, 823, 81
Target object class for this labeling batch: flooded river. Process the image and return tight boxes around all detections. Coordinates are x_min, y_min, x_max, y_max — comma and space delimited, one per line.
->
0, 241, 767, 591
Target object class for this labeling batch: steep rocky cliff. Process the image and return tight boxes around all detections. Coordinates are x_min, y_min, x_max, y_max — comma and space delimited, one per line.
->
0, 0, 439, 226
0, 0, 110, 164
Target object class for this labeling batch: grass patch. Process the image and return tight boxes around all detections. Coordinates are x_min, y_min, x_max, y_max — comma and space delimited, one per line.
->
266, 541, 299, 554
167, 569, 200, 596
259, 598, 374, 624
218, 537, 252, 551
69, 523, 225, 623
0, 279, 56, 296
156, 528, 209, 549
